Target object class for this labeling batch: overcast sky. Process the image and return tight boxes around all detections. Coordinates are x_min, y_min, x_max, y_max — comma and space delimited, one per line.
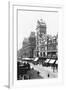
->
18, 10, 59, 50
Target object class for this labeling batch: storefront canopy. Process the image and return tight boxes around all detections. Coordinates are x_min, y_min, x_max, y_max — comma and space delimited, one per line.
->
49, 59, 55, 64
55, 60, 58, 64
34, 57, 38, 61
45, 59, 50, 63
22, 58, 33, 61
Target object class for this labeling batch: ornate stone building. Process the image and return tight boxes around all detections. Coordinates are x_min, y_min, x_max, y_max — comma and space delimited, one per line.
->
21, 32, 36, 58
22, 38, 31, 58
47, 34, 58, 59
34, 19, 47, 58
34, 19, 58, 59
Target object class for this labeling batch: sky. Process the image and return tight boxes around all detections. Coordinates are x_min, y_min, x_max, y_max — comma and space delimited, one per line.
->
18, 10, 59, 50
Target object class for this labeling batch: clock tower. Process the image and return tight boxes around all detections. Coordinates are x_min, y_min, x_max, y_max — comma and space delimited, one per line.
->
36, 19, 47, 57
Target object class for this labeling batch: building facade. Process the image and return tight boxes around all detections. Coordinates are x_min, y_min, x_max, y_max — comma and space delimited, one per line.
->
34, 19, 47, 58
29, 32, 36, 58
34, 19, 58, 59
47, 34, 58, 59
22, 38, 31, 58
21, 32, 36, 58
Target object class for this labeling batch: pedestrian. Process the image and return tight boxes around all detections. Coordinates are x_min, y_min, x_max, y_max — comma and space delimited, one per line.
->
37, 71, 40, 76
48, 73, 50, 78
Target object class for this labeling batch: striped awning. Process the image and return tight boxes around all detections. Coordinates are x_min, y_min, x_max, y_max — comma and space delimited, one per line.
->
55, 60, 58, 64
34, 57, 38, 61
45, 59, 50, 63
49, 59, 55, 64
22, 58, 33, 61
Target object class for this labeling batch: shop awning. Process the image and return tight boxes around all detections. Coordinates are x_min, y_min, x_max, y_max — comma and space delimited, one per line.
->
22, 58, 33, 61
45, 59, 50, 63
34, 57, 38, 61
55, 60, 58, 64
49, 59, 55, 64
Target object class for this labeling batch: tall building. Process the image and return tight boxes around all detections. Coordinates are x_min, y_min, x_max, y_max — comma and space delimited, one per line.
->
29, 32, 36, 58
35, 19, 47, 57
47, 34, 58, 59
21, 32, 36, 58
22, 38, 31, 58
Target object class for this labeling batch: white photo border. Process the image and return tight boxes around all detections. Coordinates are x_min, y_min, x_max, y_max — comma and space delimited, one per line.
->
9, 1, 64, 88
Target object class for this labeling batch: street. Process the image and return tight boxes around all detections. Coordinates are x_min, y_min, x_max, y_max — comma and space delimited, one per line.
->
17, 60, 58, 80
29, 63, 58, 79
